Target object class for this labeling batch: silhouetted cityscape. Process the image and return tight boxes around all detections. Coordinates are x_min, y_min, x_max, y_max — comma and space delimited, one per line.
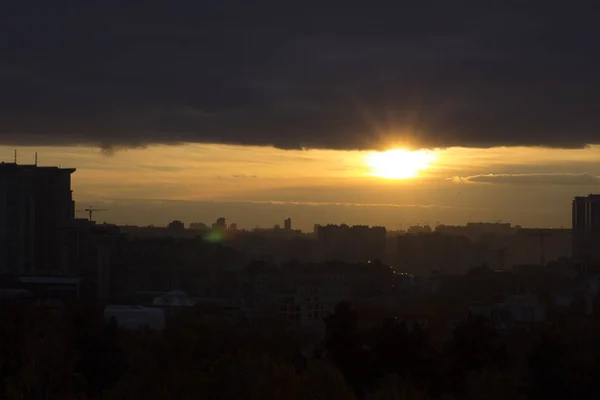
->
2, 160, 600, 397
3, 0, 600, 395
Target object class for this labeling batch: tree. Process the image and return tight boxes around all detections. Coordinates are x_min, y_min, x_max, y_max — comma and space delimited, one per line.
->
2, 305, 82, 398
372, 317, 432, 383
207, 352, 301, 399
463, 369, 522, 400
366, 374, 427, 400
324, 302, 378, 393
299, 359, 356, 400
527, 327, 596, 399
441, 314, 509, 396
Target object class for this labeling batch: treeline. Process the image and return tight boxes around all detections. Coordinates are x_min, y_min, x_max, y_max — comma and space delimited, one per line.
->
1, 301, 600, 399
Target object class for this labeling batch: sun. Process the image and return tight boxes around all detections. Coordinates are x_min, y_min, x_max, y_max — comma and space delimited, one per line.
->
364, 149, 436, 179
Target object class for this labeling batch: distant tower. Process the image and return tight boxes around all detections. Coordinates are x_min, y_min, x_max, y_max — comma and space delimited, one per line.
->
284, 217, 292, 230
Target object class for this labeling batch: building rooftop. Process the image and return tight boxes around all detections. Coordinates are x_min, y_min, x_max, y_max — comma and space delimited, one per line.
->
0, 162, 75, 173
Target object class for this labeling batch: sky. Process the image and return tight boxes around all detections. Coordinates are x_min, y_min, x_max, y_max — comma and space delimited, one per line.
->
1, 1, 599, 230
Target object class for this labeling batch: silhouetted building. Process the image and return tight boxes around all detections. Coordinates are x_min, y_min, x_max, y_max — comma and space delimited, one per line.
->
276, 261, 395, 331
284, 218, 292, 230
436, 222, 518, 240
168, 220, 185, 230
317, 224, 386, 262
407, 225, 433, 235
515, 228, 571, 267
573, 196, 587, 234
397, 233, 481, 275
189, 222, 208, 230
213, 217, 227, 230
0, 162, 75, 274
573, 194, 600, 261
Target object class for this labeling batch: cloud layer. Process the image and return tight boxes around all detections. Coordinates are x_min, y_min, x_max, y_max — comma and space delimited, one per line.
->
452, 173, 600, 186
1, 1, 599, 150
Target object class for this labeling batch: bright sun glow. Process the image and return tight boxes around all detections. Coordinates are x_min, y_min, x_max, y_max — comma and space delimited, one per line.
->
365, 149, 436, 179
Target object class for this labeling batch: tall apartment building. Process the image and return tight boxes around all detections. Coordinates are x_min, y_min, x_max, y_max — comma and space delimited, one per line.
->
0, 162, 76, 274
572, 194, 600, 261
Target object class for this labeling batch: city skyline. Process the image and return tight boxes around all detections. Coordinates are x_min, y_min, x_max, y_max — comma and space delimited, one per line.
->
1, 145, 599, 230
2, 2, 600, 397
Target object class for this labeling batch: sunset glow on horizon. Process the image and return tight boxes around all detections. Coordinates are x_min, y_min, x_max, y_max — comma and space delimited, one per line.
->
1, 143, 598, 229
364, 149, 437, 180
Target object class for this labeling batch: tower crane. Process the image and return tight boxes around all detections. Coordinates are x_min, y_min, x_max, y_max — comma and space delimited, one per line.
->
77, 206, 108, 222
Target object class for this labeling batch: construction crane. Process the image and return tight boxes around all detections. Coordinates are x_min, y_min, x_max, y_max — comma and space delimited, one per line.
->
77, 206, 108, 222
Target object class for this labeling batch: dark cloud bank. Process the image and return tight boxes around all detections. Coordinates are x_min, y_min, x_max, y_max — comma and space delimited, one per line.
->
1, 1, 599, 151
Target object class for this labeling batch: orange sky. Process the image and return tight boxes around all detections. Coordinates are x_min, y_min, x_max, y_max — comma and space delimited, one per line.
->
2, 144, 599, 230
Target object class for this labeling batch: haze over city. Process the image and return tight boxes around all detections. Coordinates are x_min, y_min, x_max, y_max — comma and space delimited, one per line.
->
2, 145, 600, 229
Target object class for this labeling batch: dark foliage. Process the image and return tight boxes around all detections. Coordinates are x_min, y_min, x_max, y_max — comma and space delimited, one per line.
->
0, 299, 598, 398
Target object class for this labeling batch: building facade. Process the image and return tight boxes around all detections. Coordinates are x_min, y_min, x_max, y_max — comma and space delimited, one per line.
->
0, 162, 76, 274
573, 194, 600, 262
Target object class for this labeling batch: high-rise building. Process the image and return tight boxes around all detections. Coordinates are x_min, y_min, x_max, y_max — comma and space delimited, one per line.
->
572, 196, 588, 235
572, 194, 600, 261
284, 218, 292, 230
0, 162, 76, 274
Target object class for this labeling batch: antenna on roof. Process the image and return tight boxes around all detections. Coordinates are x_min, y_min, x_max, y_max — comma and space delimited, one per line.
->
34, 152, 38, 166
13, 149, 17, 164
